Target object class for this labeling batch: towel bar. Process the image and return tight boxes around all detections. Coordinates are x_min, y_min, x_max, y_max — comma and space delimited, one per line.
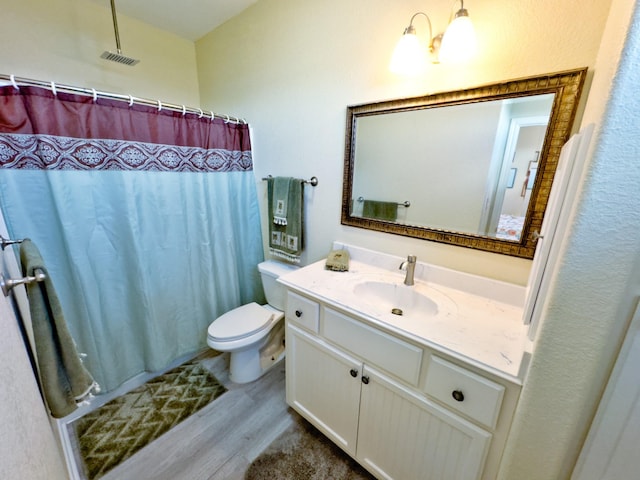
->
357, 196, 410, 207
1, 269, 46, 297
262, 175, 318, 187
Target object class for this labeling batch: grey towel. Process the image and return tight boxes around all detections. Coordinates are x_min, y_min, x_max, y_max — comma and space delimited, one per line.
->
267, 177, 303, 262
20, 239, 96, 418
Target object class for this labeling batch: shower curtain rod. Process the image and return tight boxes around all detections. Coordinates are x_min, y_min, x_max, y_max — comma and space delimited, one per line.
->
0, 74, 246, 124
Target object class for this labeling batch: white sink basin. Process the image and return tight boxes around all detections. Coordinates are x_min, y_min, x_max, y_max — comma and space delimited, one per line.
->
353, 280, 455, 318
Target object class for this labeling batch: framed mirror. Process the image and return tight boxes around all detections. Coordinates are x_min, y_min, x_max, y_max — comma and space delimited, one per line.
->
341, 69, 587, 258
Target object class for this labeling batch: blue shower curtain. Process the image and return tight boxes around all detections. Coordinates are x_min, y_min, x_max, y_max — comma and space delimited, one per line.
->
0, 86, 264, 392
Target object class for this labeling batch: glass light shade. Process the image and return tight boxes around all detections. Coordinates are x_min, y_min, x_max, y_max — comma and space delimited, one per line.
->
389, 32, 427, 75
439, 15, 477, 63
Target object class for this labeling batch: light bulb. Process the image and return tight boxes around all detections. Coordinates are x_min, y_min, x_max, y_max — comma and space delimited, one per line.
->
439, 14, 477, 63
389, 32, 428, 75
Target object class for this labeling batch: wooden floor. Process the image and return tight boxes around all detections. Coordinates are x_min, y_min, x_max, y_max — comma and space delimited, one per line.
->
71, 352, 295, 480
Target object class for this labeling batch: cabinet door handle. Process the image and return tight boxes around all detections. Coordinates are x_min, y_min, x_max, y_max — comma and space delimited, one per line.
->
295, 310, 303, 317
350, 368, 358, 378
361, 375, 370, 385
452, 390, 465, 402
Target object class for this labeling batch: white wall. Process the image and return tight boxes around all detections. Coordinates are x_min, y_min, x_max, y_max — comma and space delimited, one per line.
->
0, 0, 200, 105
501, 0, 640, 477
0, 257, 67, 479
196, 0, 610, 286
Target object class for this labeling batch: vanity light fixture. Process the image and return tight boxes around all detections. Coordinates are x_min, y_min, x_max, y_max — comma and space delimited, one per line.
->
389, 0, 477, 75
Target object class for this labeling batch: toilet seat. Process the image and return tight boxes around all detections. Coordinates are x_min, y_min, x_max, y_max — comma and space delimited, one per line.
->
207, 302, 276, 342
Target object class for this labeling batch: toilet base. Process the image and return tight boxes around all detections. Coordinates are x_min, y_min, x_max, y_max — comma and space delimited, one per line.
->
228, 322, 285, 384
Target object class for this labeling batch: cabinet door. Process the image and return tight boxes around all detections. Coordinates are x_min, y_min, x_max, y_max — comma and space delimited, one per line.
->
285, 323, 362, 456
357, 366, 492, 480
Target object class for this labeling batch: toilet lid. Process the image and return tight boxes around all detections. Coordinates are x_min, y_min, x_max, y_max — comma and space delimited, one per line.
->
207, 302, 275, 341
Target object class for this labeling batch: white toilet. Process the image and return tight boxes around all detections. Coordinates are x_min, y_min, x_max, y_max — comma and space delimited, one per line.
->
207, 260, 298, 383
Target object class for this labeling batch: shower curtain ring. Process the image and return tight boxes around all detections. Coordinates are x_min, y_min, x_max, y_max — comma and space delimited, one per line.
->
92, 88, 98, 103
50, 81, 57, 96
9, 75, 19, 90
128, 95, 134, 107
182, 105, 186, 116
198, 108, 203, 118
157, 100, 162, 112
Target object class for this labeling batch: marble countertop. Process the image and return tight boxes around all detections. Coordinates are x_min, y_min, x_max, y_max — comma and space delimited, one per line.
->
278, 248, 531, 383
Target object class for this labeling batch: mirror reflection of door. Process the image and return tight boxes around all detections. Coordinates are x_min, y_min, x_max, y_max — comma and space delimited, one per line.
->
482, 120, 549, 241
479, 95, 554, 241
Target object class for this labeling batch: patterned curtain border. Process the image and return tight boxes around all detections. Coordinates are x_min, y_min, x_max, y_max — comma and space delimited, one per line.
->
0, 133, 253, 173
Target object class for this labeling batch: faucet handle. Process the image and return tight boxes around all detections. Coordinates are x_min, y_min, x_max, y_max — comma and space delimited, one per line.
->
399, 255, 417, 271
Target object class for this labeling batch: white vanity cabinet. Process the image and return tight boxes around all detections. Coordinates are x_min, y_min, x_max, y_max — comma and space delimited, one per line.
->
284, 291, 519, 480
286, 323, 361, 455
356, 364, 491, 480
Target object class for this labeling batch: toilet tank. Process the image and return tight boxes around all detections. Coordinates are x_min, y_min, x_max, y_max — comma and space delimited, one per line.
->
258, 260, 299, 310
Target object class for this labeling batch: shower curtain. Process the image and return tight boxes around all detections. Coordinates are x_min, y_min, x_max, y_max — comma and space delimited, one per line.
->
0, 86, 265, 392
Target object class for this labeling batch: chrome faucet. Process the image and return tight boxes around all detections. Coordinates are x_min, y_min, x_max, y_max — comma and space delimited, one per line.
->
399, 255, 417, 286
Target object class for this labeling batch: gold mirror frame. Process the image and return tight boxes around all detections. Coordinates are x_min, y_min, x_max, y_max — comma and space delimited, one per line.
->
341, 68, 587, 259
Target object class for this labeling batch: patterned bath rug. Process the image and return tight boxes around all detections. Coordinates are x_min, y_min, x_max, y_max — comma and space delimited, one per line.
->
72, 360, 227, 479
245, 416, 375, 480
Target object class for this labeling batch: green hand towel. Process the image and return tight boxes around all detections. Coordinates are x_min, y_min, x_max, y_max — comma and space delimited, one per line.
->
267, 177, 303, 262
363, 200, 398, 222
20, 239, 97, 418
